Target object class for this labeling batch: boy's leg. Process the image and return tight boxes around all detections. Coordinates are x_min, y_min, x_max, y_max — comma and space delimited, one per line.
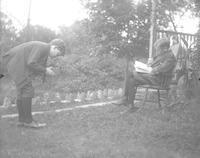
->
17, 80, 34, 124
21, 97, 33, 124
16, 87, 26, 125
16, 99, 25, 125
126, 76, 139, 112
22, 81, 46, 128
22, 96, 46, 128
127, 72, 159, 112
114, 66, 132, 106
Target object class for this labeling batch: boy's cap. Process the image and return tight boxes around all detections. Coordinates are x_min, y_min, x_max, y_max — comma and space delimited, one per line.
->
154, 38, 170, 49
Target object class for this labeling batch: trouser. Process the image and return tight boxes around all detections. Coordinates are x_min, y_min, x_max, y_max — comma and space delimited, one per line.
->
16, 80, 34, 123
123, 70, 160, 106
0, 56, 4, 78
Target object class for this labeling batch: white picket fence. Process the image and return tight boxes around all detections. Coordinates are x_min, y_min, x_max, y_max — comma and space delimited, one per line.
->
1, 85, 167, 109
0, 88, 125, 108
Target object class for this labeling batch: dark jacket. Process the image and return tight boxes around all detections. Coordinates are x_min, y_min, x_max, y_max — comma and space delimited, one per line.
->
1, 41, 50, 87
150, 49, 177, 76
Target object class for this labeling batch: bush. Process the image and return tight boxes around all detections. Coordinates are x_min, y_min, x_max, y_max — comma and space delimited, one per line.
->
37, 54, 126, 93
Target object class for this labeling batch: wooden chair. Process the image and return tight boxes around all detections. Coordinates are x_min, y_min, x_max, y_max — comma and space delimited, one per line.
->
133, 38, 190, 108
136, 74, 175, 108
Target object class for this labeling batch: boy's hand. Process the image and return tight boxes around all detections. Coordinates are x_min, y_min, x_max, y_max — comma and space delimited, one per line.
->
151, 68, 158, 75
46, 67, 55, 76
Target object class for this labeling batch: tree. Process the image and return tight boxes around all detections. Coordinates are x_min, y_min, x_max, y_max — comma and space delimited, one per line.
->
17, 25, 56, 43
82, 0, 193, 59
83, 0, 151, 58
0, 12, 18, 53
191, 0, 200, 70
58, 20, 95, 55
83, 0, 197, 57
194, 0, 200, 50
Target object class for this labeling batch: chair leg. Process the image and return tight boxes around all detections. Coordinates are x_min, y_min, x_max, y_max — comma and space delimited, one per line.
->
157, 89, 161, 108
142, 88, 148, 106
133, 87, 138, 105
165, 89, 170, 105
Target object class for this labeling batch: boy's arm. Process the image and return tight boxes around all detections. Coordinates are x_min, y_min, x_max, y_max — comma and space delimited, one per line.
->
151, 54, 176, 74
27, 47, 48, 75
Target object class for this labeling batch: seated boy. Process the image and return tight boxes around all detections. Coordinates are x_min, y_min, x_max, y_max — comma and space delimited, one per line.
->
114, 38, 177, 112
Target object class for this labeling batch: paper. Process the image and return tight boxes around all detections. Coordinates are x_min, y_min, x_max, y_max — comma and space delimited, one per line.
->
134, 61, 152, 73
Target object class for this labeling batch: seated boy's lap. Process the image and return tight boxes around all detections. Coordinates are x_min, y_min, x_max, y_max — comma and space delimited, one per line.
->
131, 72, 160, 86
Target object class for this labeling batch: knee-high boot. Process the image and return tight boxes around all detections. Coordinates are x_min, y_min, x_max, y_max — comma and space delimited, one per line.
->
113, 64, 131, 106
16, 99, 25, 122
127, 86, 136, 106
21, 97, 46, 128
21, 97, 33, 123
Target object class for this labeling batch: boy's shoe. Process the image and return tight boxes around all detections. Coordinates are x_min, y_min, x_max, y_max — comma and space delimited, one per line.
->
23, 121, 46, 128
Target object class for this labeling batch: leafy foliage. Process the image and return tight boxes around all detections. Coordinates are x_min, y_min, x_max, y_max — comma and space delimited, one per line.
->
81, 0, 193, 58
1, 0, 199, 93
190, 0, 200, 70
82, 0, 152, 58
17, 25, 57, 43
0, 12, 18, 53
58, 20, 95, 55
46, 54, 125, 93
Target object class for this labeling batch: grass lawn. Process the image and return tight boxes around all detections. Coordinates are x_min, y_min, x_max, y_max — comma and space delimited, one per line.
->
1, 100, 200, 158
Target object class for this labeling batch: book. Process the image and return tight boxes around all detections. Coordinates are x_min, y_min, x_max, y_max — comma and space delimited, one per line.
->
134, 61, 152, 73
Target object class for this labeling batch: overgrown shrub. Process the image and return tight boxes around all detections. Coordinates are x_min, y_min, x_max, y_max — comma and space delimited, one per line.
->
36, 54, 126, 93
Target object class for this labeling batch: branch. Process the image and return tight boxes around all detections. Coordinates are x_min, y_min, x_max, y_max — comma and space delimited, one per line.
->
168, 11, 177, 32
168, 11, 188, 48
